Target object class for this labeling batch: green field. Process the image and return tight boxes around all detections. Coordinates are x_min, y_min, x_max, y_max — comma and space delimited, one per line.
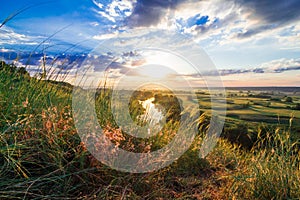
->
0, 61, 300, 199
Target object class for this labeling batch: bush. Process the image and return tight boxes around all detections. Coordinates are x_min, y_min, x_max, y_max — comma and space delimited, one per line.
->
285, 96, 293, 103
270, 97, 281, 102
294, 103, 300, 110
222, 123, 254, 149
242, 102, 250, 108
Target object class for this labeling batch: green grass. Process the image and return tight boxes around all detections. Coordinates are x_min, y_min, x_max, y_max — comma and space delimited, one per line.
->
230, 128, 300, 199
0, 62, 300, 199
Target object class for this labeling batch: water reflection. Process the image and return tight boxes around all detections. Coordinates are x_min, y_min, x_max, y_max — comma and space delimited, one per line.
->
138, 97, 165, 132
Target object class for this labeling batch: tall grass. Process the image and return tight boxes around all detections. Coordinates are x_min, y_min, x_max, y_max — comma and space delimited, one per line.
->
0, 62, 87, 198
229, 126, 300, 199
1, 61, 300, 199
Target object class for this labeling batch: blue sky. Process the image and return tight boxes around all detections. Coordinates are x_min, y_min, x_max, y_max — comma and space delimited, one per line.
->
1, 0, 300, 86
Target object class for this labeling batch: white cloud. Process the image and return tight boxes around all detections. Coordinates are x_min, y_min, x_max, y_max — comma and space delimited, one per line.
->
165, 0, 300, 50
90, 22, 99, 27
93, 32, 118, 40
92, 0, 136, 23
276, 24, 300, 50
92, 0, 103, 9
0, 27, 42, 45
259, 58, 300, 73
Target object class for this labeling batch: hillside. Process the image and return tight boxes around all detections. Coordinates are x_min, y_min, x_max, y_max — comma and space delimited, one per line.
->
0, 61, 299, 199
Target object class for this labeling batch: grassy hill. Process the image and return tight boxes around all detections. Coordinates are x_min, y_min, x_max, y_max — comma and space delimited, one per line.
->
0, 61, 299, 199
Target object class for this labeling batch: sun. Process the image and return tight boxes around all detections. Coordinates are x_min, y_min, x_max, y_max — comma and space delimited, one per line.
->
140, 49, 196, 76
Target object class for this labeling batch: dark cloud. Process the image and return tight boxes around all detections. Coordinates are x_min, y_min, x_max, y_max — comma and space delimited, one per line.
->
237, 0, 300, 24
94, 59, 122, 72
274, 66, 300, 73
104, 61, 142, 77
252, 68, 265, 73
236, 24, 274, 38
185, 69, 254, 77
235, 0, 300, 37
219, 69, 251, 76
216, 64, 300, 75
122, 51, 139, 57
125, 0, 300, 37
183, 63, 300, 77
126, 0, 183, 27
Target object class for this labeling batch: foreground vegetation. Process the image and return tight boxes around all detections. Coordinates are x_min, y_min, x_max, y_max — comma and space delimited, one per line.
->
0, 61, 299, 199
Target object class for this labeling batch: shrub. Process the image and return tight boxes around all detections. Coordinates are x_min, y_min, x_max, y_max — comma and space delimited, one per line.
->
294, 103, 300, 110
285, 96, 293, 103
222, 123, 254, 149
242, 102, 250, 108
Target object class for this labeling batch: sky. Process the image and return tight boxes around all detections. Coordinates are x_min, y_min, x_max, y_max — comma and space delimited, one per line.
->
0, 0, 300, 87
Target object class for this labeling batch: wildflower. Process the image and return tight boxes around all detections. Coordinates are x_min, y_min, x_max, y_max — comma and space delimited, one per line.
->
45, 119, 53, 131
22, 97, 29, 108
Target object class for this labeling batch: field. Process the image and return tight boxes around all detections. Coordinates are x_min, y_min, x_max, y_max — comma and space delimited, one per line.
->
0, 61, 300, 199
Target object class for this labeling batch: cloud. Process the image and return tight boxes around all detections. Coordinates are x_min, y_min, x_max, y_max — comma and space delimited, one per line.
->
235, 24, 274, 39
131, 58, 146, 66
125, 0, 183, 27
236, 0, 300, 24
176, 13, 216, 35
260, 58, 300, 73
102, 60, 143, 78
93, 32, 118, 40
220, 58, 300, 75
234, 0, 300, 38
90, 50, 144, 77
165, 0, 300, 46
0, 26, 43, 46
92, 0, 136, 23
183, 58, 300, 77
170, 0, 245, 43
235, 0, 300, 38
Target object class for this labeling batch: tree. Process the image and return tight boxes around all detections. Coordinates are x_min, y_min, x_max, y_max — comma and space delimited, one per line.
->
285, 96, 293, 103
295, 103, 300, 110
